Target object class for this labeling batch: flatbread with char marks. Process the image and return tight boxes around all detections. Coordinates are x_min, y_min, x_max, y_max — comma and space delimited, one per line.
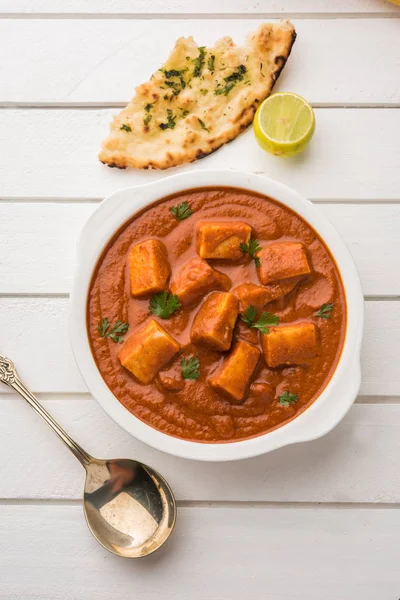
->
99, 20, 296, 170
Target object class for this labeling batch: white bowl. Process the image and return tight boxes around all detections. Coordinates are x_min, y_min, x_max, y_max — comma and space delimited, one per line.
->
69, 170, 363, 462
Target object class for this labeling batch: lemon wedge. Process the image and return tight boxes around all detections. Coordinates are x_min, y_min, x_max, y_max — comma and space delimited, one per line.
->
253, 92, 316, 157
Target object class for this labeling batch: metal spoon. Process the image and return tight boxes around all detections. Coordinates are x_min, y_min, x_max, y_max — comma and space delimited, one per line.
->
0, 355, 176, 558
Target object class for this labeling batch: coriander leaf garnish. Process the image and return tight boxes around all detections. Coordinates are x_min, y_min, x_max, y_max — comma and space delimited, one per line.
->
214, 82, 235, 97
98, 317, 110, 338
107, 321, 129, 343
143, 114, 152, 126
241, 305, 257, 327
120, 123, 132, 132
180, 108, 189, 117
98, 318, 129, 343
215, 64, 247, 96
197, 118, 209, 132
208, 54, 215, 73
160, 68, 187, 98
149, 291, 181, 319
279, 391, 299, 407
254, 312, 280, 334
315, 303, 334, 319
170, 201, 193, 220
144, 103, 154, 112
159, 109, 177, 130
224, 64, 246, 82
239, 238, 262, 267
192, 46, 206, 77
260, 62, 265, 78
160, 68, 187, 79
180, 356, 200, 380
200, 88, 208, 96
241, 305, 280, 334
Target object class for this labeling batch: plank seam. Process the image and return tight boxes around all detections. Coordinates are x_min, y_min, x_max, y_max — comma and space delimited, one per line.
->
1, 498, 400, 508
1, 103, 400, 109
0, 13, 399, 20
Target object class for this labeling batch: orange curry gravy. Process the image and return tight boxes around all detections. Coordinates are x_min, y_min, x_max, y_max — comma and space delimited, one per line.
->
87, 188, 346, 443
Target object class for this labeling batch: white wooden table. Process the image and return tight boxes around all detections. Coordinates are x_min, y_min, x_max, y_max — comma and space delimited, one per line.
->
1, 1, 400, 597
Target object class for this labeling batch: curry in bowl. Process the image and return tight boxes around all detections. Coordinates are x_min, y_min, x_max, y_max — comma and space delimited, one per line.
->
88, 187, 346, 443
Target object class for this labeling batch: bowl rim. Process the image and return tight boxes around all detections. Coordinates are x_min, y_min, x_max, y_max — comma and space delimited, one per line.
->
69, 169, 364, 462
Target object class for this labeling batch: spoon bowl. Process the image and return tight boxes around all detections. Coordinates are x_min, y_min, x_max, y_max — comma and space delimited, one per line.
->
0, 355, 176, 558
83, 458, 176, 558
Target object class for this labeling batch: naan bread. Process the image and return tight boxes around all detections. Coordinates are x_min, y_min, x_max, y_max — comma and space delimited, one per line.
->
99, 20, 296, 170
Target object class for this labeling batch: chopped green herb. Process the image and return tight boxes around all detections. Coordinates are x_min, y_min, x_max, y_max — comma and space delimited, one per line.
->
214, 82, 235, 97
200, 88, 208, 96
197, 118, 209, 132
239, 238, 262, 267
214, 64, 247, 96
224, 64, 246, 82
315, 303, 334, 319
166, 79, 185, 95
149, 292, 181, 319
143, 114, 152, 126
185, 56, 190, 61
208, 54, 215, 73
159, 69, 187, 98
279, 391, 299, 407
159, 109, 177, 130
97, 318, 129, 343
120, 123, 132, 132
144, 103, 154, 112
241, 305, 280, 334
180, 108, 190, 117
260, 62, 265, 77
193, 46, 206, 77
160, 68, 187, 79
180, 356, 200, 380
170, 201, 193, 220
98, 317, 110, 338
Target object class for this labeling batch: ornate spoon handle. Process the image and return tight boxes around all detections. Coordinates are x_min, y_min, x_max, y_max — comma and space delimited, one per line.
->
0, 355, 91, 467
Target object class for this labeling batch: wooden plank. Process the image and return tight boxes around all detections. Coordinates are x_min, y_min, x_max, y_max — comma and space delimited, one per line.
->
1, 398, 400, 502
1, 19, 399, 105
0, 109, 399, 200
1, 202, 398, 296
1, 0, 397, 15
0, 203, 93, 294
1, 504, 400, 599
0, 298, 397, 395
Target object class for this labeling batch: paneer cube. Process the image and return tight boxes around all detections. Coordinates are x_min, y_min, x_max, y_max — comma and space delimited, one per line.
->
262, 322, 318, 367
233, 283, 272, 310
170, 257, 231, 306
233, 280, 300, 311
118, 319, 179, 384
196, 221, 251, 261
257, 242, 311, 285
129, 239, 170, 297
208, 341, 260, 403
191, 292, 239, 351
